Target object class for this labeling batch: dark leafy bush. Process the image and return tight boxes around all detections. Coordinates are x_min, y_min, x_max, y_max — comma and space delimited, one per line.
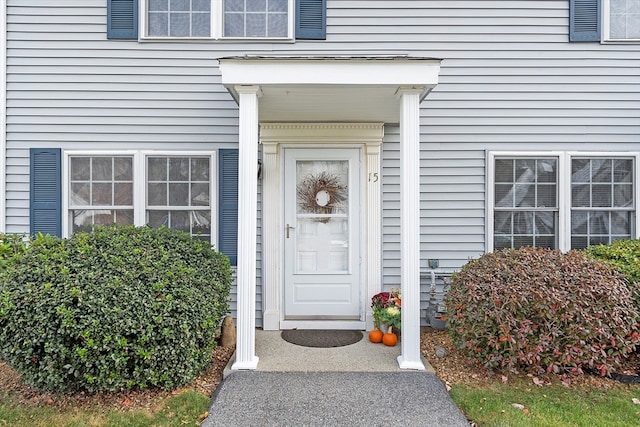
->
446, 247, 640, 377
0, 225, 232, 392
0, 233, 27, 274
586, 239, 640, 312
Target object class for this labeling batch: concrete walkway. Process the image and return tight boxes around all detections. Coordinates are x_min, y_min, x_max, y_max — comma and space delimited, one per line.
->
202, 330, 469, 427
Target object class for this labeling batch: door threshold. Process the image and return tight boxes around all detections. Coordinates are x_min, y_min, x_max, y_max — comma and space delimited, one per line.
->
280, 320, 366, 330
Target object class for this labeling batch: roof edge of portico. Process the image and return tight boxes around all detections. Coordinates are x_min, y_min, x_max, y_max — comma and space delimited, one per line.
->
218, 54, 441, 62
217, 55, 442, 94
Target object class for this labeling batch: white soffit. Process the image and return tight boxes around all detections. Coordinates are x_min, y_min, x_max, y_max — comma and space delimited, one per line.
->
218, 56, 441, 123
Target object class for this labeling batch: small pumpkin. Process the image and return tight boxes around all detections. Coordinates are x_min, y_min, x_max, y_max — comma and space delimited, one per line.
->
382, 326, 398, 346
368, 329, 383, 343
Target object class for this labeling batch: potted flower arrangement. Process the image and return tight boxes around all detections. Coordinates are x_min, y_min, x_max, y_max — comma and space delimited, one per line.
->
369, 288, 402, 346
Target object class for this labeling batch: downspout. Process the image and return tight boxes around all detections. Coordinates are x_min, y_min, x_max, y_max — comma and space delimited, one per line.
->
0, 0, 7, 233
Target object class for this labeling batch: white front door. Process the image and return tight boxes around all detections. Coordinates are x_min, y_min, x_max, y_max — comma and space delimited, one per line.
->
283, 148, 362, 321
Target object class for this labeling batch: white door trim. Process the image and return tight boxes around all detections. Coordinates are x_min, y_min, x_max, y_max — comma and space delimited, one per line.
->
260, 123, 383, 330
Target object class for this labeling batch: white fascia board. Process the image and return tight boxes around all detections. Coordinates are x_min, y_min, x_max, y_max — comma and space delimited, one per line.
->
219, 57, 441, 88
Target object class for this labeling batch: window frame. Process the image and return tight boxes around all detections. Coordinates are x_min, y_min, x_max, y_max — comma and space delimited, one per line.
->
63, 150, 218, 247
139, 0, 295, 41
487, 151, 639, 253
602, 0, 640, 42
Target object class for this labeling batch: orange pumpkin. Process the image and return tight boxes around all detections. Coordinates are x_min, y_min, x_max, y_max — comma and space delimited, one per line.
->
382, 326, 398, 346
368, 329, 383, 343
383, 332, 398, 346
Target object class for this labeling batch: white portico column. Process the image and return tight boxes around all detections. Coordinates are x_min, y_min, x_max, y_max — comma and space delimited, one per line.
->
231, 85, 261, 370
396, 87, 426, 370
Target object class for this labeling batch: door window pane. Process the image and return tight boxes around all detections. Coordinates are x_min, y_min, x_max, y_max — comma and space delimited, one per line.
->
295, 160, 349, 273
296, 161, 348, 216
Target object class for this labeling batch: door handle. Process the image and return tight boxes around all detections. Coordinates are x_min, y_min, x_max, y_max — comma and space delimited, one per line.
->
286, 224, 295, 239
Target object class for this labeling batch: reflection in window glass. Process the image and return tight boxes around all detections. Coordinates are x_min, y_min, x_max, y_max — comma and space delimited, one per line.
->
148, 0, 211, 37
224, 0, 288, 37
493, 158, 558, 249
608, 0, 640, 40
570, 158, 634, 249
146, 156, 211, 240
68, 156, 134, 233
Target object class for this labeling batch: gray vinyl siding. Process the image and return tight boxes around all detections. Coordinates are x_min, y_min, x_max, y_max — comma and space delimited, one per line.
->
5, 1, 640, 324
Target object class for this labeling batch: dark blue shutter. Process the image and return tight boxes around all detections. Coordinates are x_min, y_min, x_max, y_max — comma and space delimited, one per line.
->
296, 0, 326, 40
218, 149, 239, 265
107, 0, 138, 39
30, 148, 62, 237
569, 0, 601, 41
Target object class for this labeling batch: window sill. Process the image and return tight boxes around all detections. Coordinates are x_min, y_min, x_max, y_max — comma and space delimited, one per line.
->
138, 36, 295, 43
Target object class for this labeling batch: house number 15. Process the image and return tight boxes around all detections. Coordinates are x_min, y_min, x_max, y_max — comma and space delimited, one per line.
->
369, 173, 379, 182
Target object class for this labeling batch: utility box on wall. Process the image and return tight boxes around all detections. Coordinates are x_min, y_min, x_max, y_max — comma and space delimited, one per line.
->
421, 271, 452, 330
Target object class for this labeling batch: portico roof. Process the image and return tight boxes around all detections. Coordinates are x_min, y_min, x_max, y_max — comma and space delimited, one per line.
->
218, 56, 441, 123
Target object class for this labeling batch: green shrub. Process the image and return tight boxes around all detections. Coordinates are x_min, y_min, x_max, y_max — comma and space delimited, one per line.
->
0, 225, 232, 392
446, 247, 640, 377
0, 233, 27, 274
585, 239, 640, 310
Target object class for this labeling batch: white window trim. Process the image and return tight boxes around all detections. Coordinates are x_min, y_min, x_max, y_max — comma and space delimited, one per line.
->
602, 0, 640, 43
139, 0, 294, 41
63, 150, 217, 249
487, 151, 639, 253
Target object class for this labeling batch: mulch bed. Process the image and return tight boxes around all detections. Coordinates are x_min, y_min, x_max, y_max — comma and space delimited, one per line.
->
0, 345, 235, 411
2, 329, 638, 412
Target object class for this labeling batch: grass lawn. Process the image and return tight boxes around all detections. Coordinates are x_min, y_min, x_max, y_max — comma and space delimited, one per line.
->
2, 379, 638, 427
450, 378, 640, 427
0, 390, 210, 427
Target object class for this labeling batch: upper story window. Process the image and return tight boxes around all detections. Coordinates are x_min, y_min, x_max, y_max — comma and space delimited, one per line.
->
107, 0, 325, 41
148, 0, 212, 37
604, 0, 640, 41
569, 0, 640, 42
224, 0, 289, 37
142, 0, 293, 39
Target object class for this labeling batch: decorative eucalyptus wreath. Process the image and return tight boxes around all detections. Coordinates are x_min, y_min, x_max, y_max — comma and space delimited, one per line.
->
296, 171, 347, 220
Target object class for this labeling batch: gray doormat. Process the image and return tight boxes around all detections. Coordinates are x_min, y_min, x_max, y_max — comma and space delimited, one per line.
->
281, 330, 363, 348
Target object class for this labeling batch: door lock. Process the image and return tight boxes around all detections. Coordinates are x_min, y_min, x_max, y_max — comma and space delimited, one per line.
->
286, 224, 295, 238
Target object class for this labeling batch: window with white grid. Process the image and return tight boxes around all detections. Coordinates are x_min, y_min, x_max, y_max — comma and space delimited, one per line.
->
68, 156, 135, 233
146, 156, 212, 241
571, 158, 635, 249
490, 153, 637, 252
143, 0, 292, 38
493, 158, 558, 250
604, 0, 640, 41
147, 0, 211, 37
224, 0, 289, 37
